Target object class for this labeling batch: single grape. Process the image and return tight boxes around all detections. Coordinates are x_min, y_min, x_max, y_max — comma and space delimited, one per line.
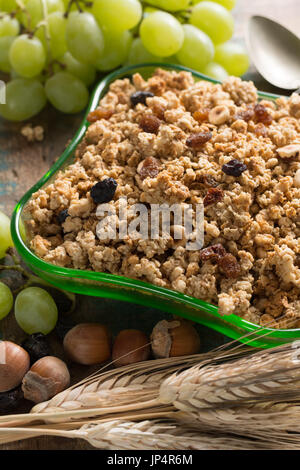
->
189, 1, 234, 44
45, 72, 89, 114
93, 0, 142, 32
0, 36, 14, 72
9, 34, 46, 78
95, 29, 132, 72
55, 52, 96, 86
66, 12, 104, 65
0, 282, 13, 320
0, 78, 47, 121
145, 0, 189, 10
0, 15, 19, 37
127, 37, 162, 65
176, 24, 214, 71
15, 287, 58, 335
202, 61, 228, 81
35, 11, 67, 60
215, 42, 249, 76
140, 11, 184, 57
191, 0, 236, 9
0, 211, 13, 259
0, 0, 17, 12
22, 0, 64, 29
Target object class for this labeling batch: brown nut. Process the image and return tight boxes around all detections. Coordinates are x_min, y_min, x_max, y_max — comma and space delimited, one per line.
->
277, 144, 300, 159
208, 105, 230, 125
22, 356, 70, 403
112, 329, 150, 367
150, 320, 200, 359
0, 341, 30, 392
63, 323, 111, 365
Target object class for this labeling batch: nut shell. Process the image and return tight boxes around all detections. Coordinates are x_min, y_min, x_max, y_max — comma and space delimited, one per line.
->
112, 329, 150, 367
151, 320, 200, 359
63, 323, 111, 365
0, 341, 30, 392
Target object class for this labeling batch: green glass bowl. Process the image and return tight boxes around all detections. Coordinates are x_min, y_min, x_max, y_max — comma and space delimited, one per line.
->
11, 63, 297, 349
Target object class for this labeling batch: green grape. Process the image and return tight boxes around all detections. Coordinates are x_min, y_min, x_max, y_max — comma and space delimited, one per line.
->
176, 24, 214, 71
22, 0, 64, 29
0, 15, 19, 37
45, 72, 89, 114
93, 0, 142, 32
15, 287, 58, 335
191, 0, 236, 9
35, 11, 67, 60
55, 52, 96, 86
127, 37, 162, 65
0, 0, 17, 12
0, 282, 13, 320
0, 36, 14, 72
215, 42, 249, 76
140, 11, 184, 57
190, 1, 234, 45
66, 12, 104, 65
9, 34, 46, 78
202, 61, 228, 81
0, 78, 47, 121
0, 211, 13, 259
145, 0, 189, 10
95, 29, 132, 72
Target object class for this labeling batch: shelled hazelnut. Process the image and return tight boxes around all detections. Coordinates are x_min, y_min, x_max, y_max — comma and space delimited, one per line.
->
63, 323, 111, 365
112, 329, 151, 367
151, 320, 201, 359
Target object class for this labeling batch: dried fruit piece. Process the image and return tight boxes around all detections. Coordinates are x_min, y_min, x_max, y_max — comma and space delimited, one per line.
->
254, 103, 272, 125
139, 114, 161, 134
203, 187, 223, 206
200, 244, 226, 262
130, 90, 154, 107
208, 105, 230, 125
193, 109, 209, 123
186, 131, 212, 149
90, 178, 117, 204
235, 107, 254, 122
57, 209, 69, 224
218, 253, 241, 278
22, 333, 52, 364
222, 159, 247, 177
137, 157, 160, 179
0, 387, 23, 413
87, 107, 113, 123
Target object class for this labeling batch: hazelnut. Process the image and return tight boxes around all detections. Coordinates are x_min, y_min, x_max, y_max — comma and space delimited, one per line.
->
150, 320, 201, 359
208, 105, 230, 125
0, 341, 30, 392
22, 356, 70, 403
277, 144, 300, 159
112, 329, 151, 367
63, 323, 111, 365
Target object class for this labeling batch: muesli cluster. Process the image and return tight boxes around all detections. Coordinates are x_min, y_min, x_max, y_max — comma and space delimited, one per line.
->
25, 69, 300, 328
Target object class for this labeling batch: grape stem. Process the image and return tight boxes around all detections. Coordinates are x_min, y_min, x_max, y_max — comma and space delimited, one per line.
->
15, 0, 32, 34
65, 0, 92, 16
141, 1, 191, 16
0, 249, 76, 314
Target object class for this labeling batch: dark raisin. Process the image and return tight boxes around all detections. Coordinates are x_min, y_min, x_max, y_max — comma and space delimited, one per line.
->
0, 387, 24, 413
218, 253, 241, 278
22, 333, 52, 364
87, 108, 113, 123
235, 107, 254, 122
254, 103, 272, 125
200, 244, 227, 262
203, 187, 223, 207
90, 178, 117, 204
222, 159, 247, 177
186, 132, 212, 149
139, 114, 161, 134
55, 317, 76, 340
138, 157, 160, 179
130, 91, 154, 107
57, 209, 69, 224
193, 109, 209, 123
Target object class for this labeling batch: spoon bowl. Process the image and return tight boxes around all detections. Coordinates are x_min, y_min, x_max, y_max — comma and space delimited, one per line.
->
247, 15, 300, 90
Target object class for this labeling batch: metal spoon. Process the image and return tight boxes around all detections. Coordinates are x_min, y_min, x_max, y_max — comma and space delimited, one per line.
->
246, 15, 300, 91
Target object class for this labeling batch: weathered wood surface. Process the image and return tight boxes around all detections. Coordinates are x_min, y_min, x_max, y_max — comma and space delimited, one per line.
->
0, 0, 299, 450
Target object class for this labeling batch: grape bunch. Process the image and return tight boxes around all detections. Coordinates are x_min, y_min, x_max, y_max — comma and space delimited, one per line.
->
0, 0, 249, 121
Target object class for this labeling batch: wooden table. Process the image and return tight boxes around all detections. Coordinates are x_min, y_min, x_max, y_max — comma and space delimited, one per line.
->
0, 0, 299, 450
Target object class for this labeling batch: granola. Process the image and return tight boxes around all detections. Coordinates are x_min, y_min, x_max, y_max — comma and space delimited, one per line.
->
25, 69, 300, 328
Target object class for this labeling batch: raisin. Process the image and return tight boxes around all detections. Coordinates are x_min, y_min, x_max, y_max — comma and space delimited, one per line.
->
254, 103, 272, 125
218, 253, 241, 278
87, 108, 113, 123
235, 107, 254, 122
130, 91, 154, 107
90, 178, 117, 204
193, 109, 209, 123
138, 157, 160, 179
200, 244, 227, 262
203, 187, 223, 206
22, 333, 52, 364
57, 209, 69, 224
222, 159, 247, 177
0, 387, 23, 413
139, 114, 161, 134
186, 132, 212, 149
254, 123, 267, 137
